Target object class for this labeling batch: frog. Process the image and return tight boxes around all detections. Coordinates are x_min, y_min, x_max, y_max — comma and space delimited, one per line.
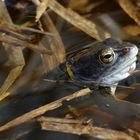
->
62, 38, 138, 95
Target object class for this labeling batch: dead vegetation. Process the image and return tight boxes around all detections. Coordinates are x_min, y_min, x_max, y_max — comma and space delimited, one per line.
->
0, 0, 140, 139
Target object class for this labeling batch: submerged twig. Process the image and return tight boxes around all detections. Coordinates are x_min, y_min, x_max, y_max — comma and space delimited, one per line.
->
44, 79, 135, 89
0, 88, 91, 132
39, 13, 66, 73
38, 116, 136, 140
12, 24, 55, 36
117, 0, 140, 26
0, 1, 25, 100
0, 33, 52, 54
34, 0, 108, 40
0, 23, 54, 54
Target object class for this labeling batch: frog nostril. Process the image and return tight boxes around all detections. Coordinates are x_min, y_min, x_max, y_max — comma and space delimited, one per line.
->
123, 48, 130, 54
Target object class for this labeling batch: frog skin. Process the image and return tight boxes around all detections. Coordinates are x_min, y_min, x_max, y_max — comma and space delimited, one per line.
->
64, 38, 138, 89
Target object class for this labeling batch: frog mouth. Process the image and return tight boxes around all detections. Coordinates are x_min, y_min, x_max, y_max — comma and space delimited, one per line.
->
121, 56, 137, 73
126, 57, 137, 74
101, 58, 137, 86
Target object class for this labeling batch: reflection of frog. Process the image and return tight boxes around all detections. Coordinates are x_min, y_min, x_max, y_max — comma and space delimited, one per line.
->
64, 38, 138, 92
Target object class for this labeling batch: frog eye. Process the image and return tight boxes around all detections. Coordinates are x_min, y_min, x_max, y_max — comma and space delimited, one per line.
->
99, 49, 115, 64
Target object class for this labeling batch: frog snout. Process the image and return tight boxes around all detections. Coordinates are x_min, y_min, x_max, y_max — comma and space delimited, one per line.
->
130, 45, 138, 57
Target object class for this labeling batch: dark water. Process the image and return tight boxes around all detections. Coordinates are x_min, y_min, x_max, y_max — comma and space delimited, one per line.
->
0, 75, 140, 140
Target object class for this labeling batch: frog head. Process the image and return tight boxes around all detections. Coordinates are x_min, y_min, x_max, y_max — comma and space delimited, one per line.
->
66, 38, 138, 87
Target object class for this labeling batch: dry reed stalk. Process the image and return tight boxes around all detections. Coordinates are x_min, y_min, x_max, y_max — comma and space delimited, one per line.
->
38, 116, 136, 140
0, 88, 91, 132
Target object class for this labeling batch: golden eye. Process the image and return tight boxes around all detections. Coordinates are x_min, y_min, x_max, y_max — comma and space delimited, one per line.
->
99, 49, 115, 64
